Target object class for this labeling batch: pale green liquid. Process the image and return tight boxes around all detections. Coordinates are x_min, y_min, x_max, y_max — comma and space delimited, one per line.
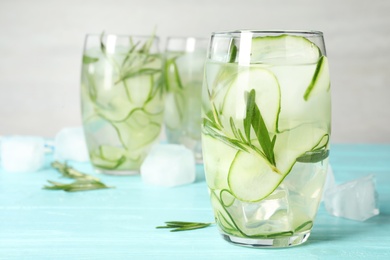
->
202, 60, 331, 240
81, 49, 164, 174
164, 51, 205, 162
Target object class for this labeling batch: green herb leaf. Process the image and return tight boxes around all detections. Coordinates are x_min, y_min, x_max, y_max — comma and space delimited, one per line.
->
115, 68, 160, 84
246, 89, 276, 166
156, 221, 213, 232
203, 118, 249, 152
99, 31, 107, 55
82, 55, 99, 64
139, 28, 156, 53
121, 41, 141, 68
228, 41, 237, 63
44, 161, 114, 192
51, 161, 99, 181
296, 149, 329, 163
243, 91, 255, 143
164, 58, 184, 91
44, 179, 113, 192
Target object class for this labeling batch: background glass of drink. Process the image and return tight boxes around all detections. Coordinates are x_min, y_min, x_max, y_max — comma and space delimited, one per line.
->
80, 34, 164, 175
202, 30, 331, 247
164, 37, 208, 163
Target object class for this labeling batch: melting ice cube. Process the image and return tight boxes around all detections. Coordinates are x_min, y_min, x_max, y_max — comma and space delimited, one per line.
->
0, 136, 45, 172
324, 174, 379, 221
140, 144, 195, 187
228, 187, 292, 236
54, 127, 89, 162
321, 164, 336, 202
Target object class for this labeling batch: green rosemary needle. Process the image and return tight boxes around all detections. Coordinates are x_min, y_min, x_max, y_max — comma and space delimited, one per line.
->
44, 161, 114, 192
156, 221, 214, 232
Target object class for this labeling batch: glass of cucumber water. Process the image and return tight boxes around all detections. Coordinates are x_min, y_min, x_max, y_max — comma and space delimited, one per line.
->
202, 30, 331, 247
80, 34, 165, 175
164, 37, 208, 163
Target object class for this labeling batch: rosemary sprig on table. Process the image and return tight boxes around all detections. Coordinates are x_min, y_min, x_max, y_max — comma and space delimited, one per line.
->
51, 161, 99, 181
43, 161, 113, 192
156, 221, 214, 232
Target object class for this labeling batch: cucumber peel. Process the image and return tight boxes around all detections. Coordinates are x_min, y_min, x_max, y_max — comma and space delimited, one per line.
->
303, 56, 330, 101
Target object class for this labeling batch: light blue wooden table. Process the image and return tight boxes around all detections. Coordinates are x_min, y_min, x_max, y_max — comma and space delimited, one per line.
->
1, 144, 390, 259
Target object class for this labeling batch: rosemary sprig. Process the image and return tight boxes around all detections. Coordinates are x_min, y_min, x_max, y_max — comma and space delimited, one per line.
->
156, 221, 214, 232
245, 89, 277, 167
44, 179, 112, 192
44, 161, 114, 192
204, 89, 279, 171
51, 161, 99, 181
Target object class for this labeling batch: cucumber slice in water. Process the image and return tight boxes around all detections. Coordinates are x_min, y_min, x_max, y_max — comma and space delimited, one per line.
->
124, 74, 154, 106
90, 145, 126, 169
227, 125, 328, 202
303, 56, 330, 101
218, 67, 280, 136
210, 191, 242, 237
112, 109, 161, 150
164, 58, 183, 92
204, 34, 329, 203
250, 35, 321, 64
164, 91, 185, 130
228, 151, 282, 202
90, 145, 145, 170
202, 134, 238, 190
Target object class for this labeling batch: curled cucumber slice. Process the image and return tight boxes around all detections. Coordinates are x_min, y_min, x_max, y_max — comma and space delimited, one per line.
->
303, 56, 330, 101
250, 34, 321, 64
219, 67, 281, 136
228, 126, 329, 202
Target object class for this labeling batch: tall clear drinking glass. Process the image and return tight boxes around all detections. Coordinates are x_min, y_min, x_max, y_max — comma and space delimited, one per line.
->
202, 30, 331, 247
80, 34, 164, 175
164, 37, 208, 163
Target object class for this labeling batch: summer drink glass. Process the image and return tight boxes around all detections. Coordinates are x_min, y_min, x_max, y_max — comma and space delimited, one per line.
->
202, 30, 331, 247
80, 34, 164, 175
164, 37, 208, 163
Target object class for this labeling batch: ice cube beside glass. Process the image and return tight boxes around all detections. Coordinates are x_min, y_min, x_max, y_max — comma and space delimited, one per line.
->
321, 164, 336, 202
324, 174, 379, 221
54, 127, 89, 162
140, 144, 195, 187
0, 136, 45, 172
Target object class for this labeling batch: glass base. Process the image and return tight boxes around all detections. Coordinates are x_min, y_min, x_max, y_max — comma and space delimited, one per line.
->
94, 168, 140, 176
221, 231, 311, 248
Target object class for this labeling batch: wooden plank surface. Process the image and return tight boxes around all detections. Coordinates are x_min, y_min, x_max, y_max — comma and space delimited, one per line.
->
0, 144, 389, 259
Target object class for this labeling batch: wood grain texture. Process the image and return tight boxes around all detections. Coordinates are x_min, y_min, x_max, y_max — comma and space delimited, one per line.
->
0, 144, 389, 259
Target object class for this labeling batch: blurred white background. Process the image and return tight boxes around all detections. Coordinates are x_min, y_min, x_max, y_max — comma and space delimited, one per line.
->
0, 0, 389, 143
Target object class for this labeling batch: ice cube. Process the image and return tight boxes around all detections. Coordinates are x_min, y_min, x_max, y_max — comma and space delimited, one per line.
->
228, 187, 292, 236
321, 164, 336, 202
0, 136, 45, 172
140, 144, 195, 187
324, 174, 379, 221
54, 127, 89, 162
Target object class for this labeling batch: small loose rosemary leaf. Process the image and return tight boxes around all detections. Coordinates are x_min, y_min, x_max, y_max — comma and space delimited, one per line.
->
44, 161, 114, 192
156, 221, 214, 232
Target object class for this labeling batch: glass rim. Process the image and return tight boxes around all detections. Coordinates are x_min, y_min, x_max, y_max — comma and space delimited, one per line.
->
85, 33, 160, 39
166, 36, 209, 41
211, 30, 324, 37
